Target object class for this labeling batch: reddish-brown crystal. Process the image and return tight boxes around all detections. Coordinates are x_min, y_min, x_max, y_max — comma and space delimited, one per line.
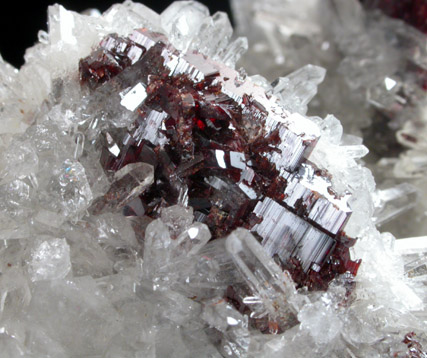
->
393, 332, 427, 358
362, 0, 427, 33
81, 29, 360, 291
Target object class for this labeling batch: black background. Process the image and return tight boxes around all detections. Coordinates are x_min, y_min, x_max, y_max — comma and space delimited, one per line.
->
0, 0, 233, 68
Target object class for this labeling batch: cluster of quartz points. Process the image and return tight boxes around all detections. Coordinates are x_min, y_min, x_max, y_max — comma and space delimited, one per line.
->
0, 1, 426, 357
232, 0, 427, 239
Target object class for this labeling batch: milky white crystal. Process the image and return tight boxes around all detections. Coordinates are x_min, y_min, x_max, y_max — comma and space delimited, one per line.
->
29, 238, 71, 282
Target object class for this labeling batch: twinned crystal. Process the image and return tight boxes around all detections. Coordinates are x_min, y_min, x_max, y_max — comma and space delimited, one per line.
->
0, 1, 425, 357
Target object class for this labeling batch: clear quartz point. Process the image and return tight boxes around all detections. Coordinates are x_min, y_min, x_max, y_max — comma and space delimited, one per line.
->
373, 183, 418, 226
272, 64, 326, 115
189, 11, 233, 59
29, 238, 71, 282
225, 228, 298, 329
90, 162, 154, 214
160, 204, 194, 238
172, 222, 212, 255
160, 1, 209, 52
220, 37, 248, 68
143, 219, 173, 284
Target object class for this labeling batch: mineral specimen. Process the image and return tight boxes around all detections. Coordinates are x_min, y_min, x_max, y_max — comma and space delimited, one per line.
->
232, 0, 427, 239
0, 1, 425, 357
78, 26, 360, 293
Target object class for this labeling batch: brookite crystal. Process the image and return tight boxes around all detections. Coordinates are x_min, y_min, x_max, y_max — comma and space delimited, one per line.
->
80, 28, 360, 293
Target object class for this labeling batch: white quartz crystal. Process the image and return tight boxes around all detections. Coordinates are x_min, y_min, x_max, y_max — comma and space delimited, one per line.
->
272, 64, 326, 115
29, 238, 71, 281
161, 1, 210, 52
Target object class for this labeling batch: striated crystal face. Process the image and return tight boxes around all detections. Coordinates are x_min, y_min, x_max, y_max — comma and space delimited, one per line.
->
232, 0, 427, 243
79, 28, 360, 292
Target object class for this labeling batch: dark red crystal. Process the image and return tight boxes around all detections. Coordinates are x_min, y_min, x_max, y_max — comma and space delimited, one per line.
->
80, 28, 360, 292
396, 332, 427, 358
362, 0, 427, 33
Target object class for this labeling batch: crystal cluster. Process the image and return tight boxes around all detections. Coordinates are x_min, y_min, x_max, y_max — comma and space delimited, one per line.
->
0, 1, 425, 357
232, 0, 427, 239
78, 26, 360, 293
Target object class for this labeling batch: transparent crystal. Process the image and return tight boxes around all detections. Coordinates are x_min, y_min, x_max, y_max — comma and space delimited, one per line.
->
173, 222, 211, 255
396, 237, 427, 308
90, 162, 153, 214
189, 11, 233, 59
138, 283, 201, 326
0, 179, 33, 220
38, 159, 93, 221
160, 1, 209, 52
28, 238, 71, 282
160, 205, 194, 238
340, 144, 369, 159
298, 300, 342, 346
103, 0, 162, 36
202, 299, 250, 357
225, 228, 298, 330
272, 64, 326, 115
0, 140, 38, 184
142, 219, 173, 282
66, 223, 114, 278
220, 37, 249, 68
373, 183, 419, 226
167, 239, 239, 299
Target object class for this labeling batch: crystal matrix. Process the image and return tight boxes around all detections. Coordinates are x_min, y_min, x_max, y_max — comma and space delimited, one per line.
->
78, 26, 359, 292
232, 0, 427, 239
0, 1, 425, 357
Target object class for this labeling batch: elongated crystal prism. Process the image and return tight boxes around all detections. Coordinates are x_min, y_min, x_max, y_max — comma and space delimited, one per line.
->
226, 228, 298, 332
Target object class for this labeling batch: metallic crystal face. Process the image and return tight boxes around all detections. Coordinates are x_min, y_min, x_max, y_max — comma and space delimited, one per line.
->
282, 163, 352, 235
132, 109, 168, 146
252, 197, 336, 272
80, 28, 360, 290
120, 82, 148, 111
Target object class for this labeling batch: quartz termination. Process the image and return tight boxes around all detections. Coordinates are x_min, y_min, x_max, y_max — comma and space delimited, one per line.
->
80, 28, 360, 290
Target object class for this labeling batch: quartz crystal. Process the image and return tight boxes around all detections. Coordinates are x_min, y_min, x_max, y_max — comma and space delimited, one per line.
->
0, 1, 425, 357
28, 238, 71, 282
